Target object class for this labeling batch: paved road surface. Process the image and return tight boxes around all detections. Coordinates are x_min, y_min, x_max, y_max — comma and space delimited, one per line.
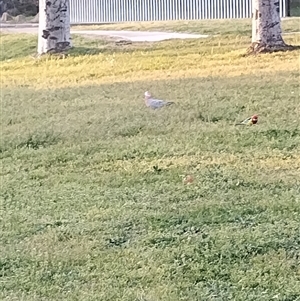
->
0, 23, 209, 42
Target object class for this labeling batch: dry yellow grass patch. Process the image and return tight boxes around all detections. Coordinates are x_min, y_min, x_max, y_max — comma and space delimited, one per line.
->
1, 46, 299, 90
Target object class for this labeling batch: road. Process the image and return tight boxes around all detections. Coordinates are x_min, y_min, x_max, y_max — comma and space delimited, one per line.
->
0, 23, 209, 42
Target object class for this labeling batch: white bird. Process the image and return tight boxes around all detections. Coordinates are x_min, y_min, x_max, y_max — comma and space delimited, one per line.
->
144, 91, 174, 109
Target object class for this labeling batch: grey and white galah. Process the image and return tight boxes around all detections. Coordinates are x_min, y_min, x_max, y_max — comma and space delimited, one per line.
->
144, 91, 174, 109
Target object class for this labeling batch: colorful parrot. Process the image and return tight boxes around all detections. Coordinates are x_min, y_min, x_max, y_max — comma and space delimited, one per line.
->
235, 114, 258, 126
183, 175, 194, 185
144, 91, 174, 109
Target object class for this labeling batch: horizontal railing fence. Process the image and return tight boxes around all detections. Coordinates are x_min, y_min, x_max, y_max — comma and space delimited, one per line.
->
70, 0, 287, 24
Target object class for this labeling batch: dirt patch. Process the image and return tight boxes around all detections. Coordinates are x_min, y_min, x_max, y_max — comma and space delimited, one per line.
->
76, 33, 132, 46
29, 12, 39, 23
0, 12, 38, 24
1, 12, 13, 22
13, 14, 26, 22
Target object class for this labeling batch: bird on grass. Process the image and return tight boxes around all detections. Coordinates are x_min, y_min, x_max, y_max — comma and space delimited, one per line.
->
235, 114, 258, 126
183, 175, 194, 185
144, 91, 174, 109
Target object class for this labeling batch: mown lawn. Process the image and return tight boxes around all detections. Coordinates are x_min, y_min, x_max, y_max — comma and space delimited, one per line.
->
1, 20, 300, 301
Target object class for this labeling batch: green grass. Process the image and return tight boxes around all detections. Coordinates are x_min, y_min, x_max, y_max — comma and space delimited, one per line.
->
1, 21, 300, 301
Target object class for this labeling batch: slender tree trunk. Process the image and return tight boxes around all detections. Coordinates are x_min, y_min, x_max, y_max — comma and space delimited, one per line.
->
38, 0, 72, 55
249, 0, 291, 53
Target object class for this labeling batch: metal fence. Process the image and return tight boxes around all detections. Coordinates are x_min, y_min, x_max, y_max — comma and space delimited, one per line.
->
70, 0, 288, 24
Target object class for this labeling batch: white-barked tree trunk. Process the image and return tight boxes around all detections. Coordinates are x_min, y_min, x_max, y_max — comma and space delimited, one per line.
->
38, 0, 72, 55
250, 0, 290, 53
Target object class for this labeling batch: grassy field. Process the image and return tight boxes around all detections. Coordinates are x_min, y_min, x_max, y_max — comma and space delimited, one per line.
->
1, 20, 300, 301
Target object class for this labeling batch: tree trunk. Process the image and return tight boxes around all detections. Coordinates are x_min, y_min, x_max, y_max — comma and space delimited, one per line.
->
249, 0, 291, 53
38, 0, 71, 55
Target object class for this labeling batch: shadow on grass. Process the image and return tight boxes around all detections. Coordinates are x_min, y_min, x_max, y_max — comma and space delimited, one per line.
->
0, 34, 37, 61
245, 43, 300, 56
0, 33, 159, 61
40, 44, 155, 59
68, 34, 158, 56
67, 46, 106, 56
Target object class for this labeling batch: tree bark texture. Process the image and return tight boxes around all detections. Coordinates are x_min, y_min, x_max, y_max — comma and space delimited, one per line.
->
249, 0, 290, 53
38, 0, 71, 55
